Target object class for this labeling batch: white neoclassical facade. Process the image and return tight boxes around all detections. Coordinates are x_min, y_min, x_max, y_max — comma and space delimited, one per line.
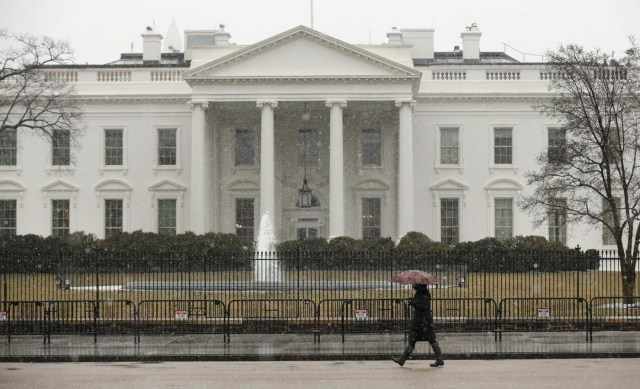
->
0, 24, 610, 248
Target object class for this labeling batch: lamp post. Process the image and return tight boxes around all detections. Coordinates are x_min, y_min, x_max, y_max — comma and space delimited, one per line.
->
298, 126, 313, 208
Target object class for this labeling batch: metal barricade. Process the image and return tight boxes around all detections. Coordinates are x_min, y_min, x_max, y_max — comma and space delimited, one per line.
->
226, 299, 317, 343
136, 299, 226, 343
317, 298, 410, 343
431, 298, 499, 340
589, 296, 640, 341
498, 297, 589, 341
1, 301, 47, 343
45, 300, 97, 343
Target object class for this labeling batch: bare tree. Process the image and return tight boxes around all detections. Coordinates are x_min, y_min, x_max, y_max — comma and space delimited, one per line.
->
521, 41, 640, 301
1, 30, 82, 146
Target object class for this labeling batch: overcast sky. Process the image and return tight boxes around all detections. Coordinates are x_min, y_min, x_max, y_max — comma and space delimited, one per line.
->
1, 0, 639, 64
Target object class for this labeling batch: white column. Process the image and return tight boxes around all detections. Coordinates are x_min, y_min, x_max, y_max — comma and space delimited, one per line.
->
327, 100, 346, 238
257, 101, 277, 223
396, 100, 415, 240
189, 101, 209, 234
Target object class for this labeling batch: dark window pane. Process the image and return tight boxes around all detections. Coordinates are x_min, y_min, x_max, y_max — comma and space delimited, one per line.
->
0, 199, 17, 237
0, 128, 17, 166
52, 130, 70, 166
235, 128, 254, 166
235, 198, 254, 240
105, 129, 123, 166
158, 199, 177, 235
104, 199, 123, 238
362, 197, 381, 239
362, 128, 381, 166
158, 128, 177, 165
51, 199, 70, 236
494, 128, 512, 164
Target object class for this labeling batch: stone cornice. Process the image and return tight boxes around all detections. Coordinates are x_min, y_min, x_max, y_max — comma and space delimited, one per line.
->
186, 75, 420, 84
74, 95, 191, 104
417, 94, 550, 103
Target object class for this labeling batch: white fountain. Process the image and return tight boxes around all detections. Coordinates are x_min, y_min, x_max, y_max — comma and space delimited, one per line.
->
254, 212, 282, 283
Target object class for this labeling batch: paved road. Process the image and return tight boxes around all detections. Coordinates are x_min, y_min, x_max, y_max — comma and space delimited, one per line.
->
1, 359, 639, 389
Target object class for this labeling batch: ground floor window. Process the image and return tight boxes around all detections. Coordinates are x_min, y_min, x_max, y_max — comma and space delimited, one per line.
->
362, 197, 381, 239
548, 198, 567, 245
494, 198, 513, 241
158, 199, 177, 235
0, 199, 17, 236
235, 198, 255, 241
51, 199, 70, 237
440, 198, 459, 245
104, 199, 123, 238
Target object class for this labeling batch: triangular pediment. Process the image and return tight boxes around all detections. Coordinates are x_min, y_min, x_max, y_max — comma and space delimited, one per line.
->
431, 179, 469, 191
148, 179, 186, 192
185, 25, 421, 81
41, 180, 79, 192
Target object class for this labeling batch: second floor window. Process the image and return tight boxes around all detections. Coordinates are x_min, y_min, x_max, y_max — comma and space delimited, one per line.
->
158, 128, 177, 165
235, 128, 254, 166
548, 128, 567, 163
105, 129, 123, 166
0, 199, 17, 237
440, 127, 459, 165
0, 128, 17, 166
52, 129, 70, 166
494, 127, 513, 165
298, 129, 319, 167
361, 128, 381, 166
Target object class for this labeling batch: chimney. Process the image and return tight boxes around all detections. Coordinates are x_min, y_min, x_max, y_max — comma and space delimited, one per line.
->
400, 28, 434, 59
142, 27, 163, 62
214, 24, 231, 46
386, 27, 402, 45
460, 23, 481, 61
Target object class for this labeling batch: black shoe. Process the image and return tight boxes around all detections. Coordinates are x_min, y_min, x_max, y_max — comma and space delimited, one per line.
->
430, 360, 444, 367
392, 356, 406, 366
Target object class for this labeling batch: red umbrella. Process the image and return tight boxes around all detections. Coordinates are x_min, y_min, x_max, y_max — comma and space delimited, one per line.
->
391, 270, 438, 285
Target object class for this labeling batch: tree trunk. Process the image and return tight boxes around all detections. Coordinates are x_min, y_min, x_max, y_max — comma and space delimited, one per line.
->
621, 260, 637, 305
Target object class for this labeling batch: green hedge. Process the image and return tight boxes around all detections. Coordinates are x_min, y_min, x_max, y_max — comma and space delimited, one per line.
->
0, 231, 600, 272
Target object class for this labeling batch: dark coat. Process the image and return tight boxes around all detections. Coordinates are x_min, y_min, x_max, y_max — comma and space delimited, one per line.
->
408, 288, 436, 343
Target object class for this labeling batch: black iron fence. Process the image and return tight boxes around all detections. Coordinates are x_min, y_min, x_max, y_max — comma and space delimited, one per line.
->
1, 250, 638, 342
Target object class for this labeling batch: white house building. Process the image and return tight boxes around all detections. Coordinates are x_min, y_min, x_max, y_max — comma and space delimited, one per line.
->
0, 23, 610, 248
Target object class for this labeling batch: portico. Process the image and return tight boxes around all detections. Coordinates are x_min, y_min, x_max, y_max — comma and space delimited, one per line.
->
184, 26, 421, 242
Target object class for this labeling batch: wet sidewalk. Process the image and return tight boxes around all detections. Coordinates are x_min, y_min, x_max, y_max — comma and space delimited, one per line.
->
1, 331, 639, 362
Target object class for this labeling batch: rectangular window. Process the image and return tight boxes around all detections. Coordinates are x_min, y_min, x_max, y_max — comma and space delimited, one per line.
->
235, 128, 254, 166
441, 198, 459, 245
0, 128, 17, 166
235, 198, 254, 240
548, 128, 567, 163
494, 198, 513, 241
361, 128, 381, 166
548, 198, 567, 244
602, 198, 620, 246
158, 128, 177, 166
362, 197, 381, 240
0, 199, 17, 237
104, 199, 123, 238
104, 129, 123, 166
494, 128, 513, 165
51, 199, 70, 237
52, 129, 70, 166
298, 129, 319, 167
158, 199, 177, 235
440, 127, 459, 165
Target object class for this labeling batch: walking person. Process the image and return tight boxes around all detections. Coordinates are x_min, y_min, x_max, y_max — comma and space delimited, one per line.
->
392, 284, 444, 367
